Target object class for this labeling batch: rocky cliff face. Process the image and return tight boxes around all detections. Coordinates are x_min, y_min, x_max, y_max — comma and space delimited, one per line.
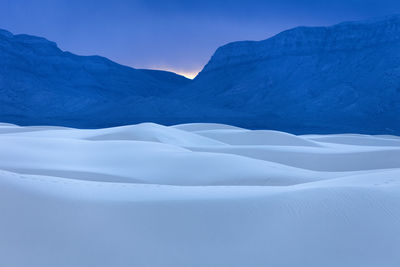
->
186, 16, 400, 134
202, 16, 400, 72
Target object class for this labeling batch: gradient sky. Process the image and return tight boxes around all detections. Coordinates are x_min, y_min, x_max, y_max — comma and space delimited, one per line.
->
0, 0, 399, 78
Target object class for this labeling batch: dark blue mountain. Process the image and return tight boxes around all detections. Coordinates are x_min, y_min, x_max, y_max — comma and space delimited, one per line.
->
183, 15, 400, 134
1, 16, 400, 134
0, 29, 192, 127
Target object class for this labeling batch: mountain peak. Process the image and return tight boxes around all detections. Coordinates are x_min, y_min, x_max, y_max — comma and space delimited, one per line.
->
0, 28, 61, 55
13, 34, 58, 47
0, 29, 12, 38
188, 15, 400, 134
336, 14, 400, 26
201, 15, 400, 74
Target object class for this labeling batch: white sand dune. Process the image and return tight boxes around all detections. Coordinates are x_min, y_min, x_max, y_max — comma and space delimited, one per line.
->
189, 144, 400, 171
172, 122, 244, 131
2, 123, 227, 147
195, 129, 322, 146
306, 134, 400, 146
1, 122, 400, 267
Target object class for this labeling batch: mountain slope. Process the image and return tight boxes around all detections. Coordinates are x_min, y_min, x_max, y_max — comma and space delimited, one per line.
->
184, 15, 400, 134
0, 29, 191, 127
1, 16, 400, 134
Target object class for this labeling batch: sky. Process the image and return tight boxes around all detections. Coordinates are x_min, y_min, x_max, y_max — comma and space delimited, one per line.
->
0, 0, 399, 78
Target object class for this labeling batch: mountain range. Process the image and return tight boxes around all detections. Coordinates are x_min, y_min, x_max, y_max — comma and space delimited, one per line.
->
1, 15, 400, 134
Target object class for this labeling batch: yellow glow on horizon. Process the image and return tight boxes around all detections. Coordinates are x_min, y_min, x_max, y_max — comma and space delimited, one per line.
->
149, 66, 200, 80
174, 70, 199, 79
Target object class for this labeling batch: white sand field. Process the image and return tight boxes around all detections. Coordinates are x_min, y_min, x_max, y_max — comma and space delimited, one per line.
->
1, 122, 399, 267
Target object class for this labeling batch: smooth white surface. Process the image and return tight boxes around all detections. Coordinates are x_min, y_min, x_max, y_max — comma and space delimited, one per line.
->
1, 123, 399, 267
